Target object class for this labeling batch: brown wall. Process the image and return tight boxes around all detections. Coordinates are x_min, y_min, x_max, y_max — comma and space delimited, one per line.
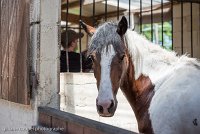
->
173, 3, 200, 58
0, 0, 30, 105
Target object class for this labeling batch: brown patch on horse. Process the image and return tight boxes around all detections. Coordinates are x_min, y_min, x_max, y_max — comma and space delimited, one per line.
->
110, 54, 124, 94
134, 75, 155, 134
120, 56, 155, 134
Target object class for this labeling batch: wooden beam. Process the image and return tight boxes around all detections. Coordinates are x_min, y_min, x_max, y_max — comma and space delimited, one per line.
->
61, 0, 103, 10
61, 12, 94, 26
95, 10, 126, 21
171, 0, 200, 3
62, 1, 79, 9
38, 107, 135, 134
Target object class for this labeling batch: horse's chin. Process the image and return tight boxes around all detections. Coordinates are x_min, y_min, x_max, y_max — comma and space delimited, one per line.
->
97, 108, 116, 117
98, 113, 114, 117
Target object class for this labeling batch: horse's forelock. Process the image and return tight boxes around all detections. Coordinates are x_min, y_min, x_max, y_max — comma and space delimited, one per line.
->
89, 22, 124, 54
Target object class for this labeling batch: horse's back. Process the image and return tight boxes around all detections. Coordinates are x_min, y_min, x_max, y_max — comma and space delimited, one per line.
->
149, 64, 200, 134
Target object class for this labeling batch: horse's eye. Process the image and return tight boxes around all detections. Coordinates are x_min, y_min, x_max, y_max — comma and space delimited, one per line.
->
89, 55, 95, 62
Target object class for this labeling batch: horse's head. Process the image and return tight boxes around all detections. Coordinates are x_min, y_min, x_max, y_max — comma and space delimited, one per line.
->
86, 17, 129, 117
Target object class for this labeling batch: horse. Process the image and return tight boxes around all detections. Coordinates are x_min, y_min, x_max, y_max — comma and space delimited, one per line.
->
81, 16, 200, 134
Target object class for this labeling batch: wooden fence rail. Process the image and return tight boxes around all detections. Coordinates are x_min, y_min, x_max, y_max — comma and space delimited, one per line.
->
30, 107, 137, 134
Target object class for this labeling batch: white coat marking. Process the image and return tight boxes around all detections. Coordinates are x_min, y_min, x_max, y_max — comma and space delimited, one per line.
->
97, 45, 116, 105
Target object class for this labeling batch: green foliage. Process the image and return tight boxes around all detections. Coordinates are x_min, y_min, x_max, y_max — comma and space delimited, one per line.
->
141, 21, 172, 50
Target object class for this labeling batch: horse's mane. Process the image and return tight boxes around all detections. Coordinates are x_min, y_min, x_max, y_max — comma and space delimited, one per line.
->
125, 30, 200, 82
89, 21, 200, 83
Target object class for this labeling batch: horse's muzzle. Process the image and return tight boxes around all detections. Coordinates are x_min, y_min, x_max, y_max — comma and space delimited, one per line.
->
96, 99, 117, 117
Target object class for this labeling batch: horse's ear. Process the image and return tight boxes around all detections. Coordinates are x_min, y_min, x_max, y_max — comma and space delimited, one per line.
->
117, 16, 128, 36
80, 20, 96, 37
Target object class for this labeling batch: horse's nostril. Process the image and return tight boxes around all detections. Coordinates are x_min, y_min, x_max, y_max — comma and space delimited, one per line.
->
96, 99, 115, 114
110, 100, 114, 108
97, 105, 103, 114
108, 100, 114, 113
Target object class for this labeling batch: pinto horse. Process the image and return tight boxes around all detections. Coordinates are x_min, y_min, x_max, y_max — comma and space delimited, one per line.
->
81, 17, 200, 134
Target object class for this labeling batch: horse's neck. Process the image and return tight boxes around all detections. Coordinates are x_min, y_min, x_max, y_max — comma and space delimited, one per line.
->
125, 30, 178, 83
120, 56, 154, 133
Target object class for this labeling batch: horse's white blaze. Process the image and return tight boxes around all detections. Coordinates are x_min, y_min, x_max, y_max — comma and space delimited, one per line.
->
97, 45, 116, 110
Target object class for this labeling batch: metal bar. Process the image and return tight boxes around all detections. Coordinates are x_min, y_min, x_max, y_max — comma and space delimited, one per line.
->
171, 0, 174, 50
129, 0, 131, 28
199, 4, 200, 46
0, 0, 2, 94
140, 0, 142, 33
161, 0, 164, 46
181, 0, 183, 54
117, 0, 119, 20
190, 2, 193, 57
151, 0, 153, 42
66, 0, 69, 72
105, 0, 107, 21
93, 0, 95, 26
79, 0, 83, 72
